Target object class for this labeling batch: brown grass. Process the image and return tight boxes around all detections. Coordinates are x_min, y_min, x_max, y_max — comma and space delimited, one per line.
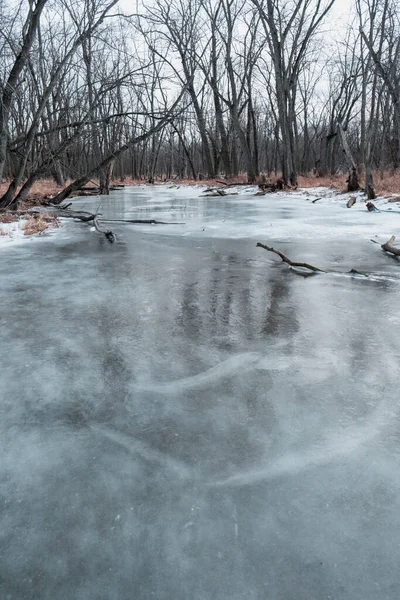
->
297, 173, 347, 191
21, 214, 58, 236
0, 178, 73, 200
298, 170, 400, 196
0, 213, 18, 223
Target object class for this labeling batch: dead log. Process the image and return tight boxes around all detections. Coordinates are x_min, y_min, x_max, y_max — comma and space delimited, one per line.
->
347, 196, 356, 208
203, 189, 226, 197
256, 242, 326, 272
312, 197, 322, 204
381, 235, 400, 256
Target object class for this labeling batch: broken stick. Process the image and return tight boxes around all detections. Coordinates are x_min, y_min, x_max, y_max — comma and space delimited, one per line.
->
381, 235, 400, 256
256, 242, 326, 272
256, 242, 369, 277
347, 197, 356, 208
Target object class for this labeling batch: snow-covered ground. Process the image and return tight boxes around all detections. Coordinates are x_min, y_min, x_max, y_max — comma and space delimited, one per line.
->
0, 216, 60, 248
0, 219, 28, 246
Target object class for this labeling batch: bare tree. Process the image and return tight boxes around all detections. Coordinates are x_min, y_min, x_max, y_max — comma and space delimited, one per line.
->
251, 0, 335, 185
0, 0, 49, 182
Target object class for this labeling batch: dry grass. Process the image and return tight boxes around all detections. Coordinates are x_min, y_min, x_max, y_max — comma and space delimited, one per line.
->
297, 173, 348, 191
0, 213, 18, 223
373, 170, 400, 196
21, 214, 58, 236
298, 170, 400, 196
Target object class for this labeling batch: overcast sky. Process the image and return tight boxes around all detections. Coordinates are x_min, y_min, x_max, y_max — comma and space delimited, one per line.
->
118, 0, 353, 43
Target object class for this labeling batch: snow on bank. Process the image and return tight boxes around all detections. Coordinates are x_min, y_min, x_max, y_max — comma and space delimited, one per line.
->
0, 219, 28, 246
0, 218, 60, 248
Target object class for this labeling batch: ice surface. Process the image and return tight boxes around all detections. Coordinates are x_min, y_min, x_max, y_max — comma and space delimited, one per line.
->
1, 185, 400, 599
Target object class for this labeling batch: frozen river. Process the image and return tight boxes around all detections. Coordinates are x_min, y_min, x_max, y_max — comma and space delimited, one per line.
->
1, 185, 400, 599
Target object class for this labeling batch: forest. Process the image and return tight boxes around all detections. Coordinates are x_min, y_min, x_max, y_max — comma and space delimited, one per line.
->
0, 0, 399, 210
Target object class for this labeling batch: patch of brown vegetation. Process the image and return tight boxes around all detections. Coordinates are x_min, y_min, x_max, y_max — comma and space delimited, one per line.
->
297, 173, 347, 191
21, 214, 58, 236
0, 178, 73, 200
0, 213, 18, 223
298, 170, 400, 196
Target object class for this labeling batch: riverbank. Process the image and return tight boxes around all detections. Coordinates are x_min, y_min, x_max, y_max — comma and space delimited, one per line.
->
1, 169, 400, 205
1, 181, 399, 248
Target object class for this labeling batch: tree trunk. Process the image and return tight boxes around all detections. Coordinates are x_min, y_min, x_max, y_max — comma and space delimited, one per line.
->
0, 0, 48, 182
99, 159, 115, 195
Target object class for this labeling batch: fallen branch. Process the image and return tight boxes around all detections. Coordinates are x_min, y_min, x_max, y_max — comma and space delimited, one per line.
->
256, 242, 369, 277
381, 235, 400, 256
100, 218, 185, 225
93, 216, 116, 242
203, 189, 227, 196
312, 197, 322, 204
256, 242, 326, 272
216, 182, 253, 187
